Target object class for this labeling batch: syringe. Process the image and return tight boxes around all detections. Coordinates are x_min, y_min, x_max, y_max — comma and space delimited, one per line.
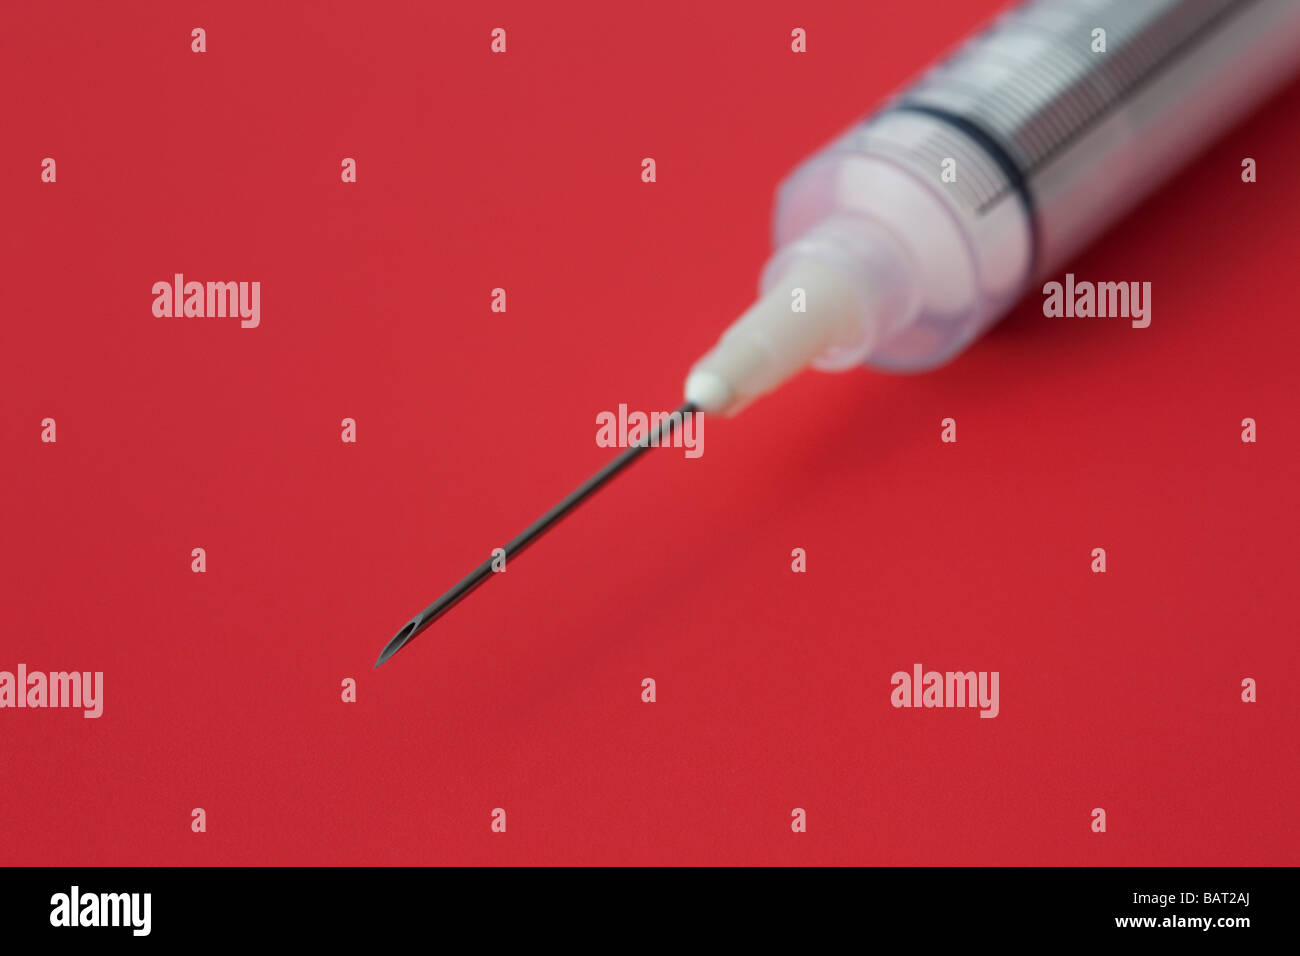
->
687, 0, 1300, 413
375, 0, 1300, 667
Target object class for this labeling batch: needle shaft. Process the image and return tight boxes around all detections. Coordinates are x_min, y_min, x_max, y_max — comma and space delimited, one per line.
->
374, 401, 698, 668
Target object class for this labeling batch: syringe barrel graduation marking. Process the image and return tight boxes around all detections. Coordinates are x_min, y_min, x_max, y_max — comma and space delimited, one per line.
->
685, 0, 1300, 414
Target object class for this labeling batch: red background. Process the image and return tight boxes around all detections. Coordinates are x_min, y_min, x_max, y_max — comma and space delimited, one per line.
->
3, 0, 1297, 866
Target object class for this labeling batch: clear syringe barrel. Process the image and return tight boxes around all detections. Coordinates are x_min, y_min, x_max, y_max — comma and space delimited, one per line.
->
778, 0, 1300, 373
686, 0, 1300, 413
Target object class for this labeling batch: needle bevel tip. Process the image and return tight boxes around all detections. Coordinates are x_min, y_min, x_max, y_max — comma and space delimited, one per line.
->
374, 620, 419, 669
